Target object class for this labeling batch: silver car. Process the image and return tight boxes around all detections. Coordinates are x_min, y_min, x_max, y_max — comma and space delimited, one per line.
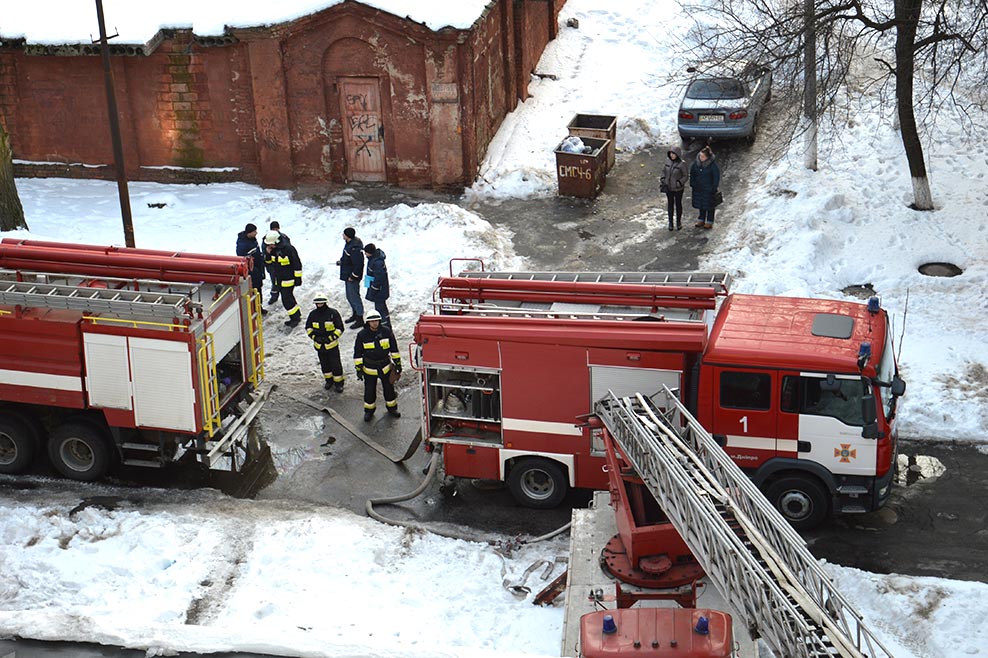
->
677, 61, 772, 142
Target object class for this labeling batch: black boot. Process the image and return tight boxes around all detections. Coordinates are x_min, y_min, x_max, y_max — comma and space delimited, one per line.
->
285, 315, 301, 327
387, 407, 401, 418
363, 409, 375, 422
267, 293, 280, 306
668, 222, 674, 231
334, 382, 344, 393
345, 314, 357, 323
349, 315, 363, 328
324, 380, 333, 390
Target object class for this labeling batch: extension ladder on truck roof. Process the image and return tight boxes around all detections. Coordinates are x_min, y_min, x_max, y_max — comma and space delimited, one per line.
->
458, 269, 733, 292
595, 388, 895, 658
432, 271, 731, 322
0, 270, 203, 321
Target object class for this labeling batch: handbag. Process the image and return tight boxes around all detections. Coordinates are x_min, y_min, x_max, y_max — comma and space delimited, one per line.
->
660, 180, 669, 193
388, 367, 401, 385
713, 190, 724, 206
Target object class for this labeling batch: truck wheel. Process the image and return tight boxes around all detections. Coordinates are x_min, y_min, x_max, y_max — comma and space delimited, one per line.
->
765, 476, 829, 531
507, 458, 568, 509
48, 421, 112, 481
0, 414, 37, 474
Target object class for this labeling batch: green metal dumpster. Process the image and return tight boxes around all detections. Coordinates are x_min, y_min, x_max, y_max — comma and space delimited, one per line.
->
554, 136, 610, 199
567, 114, 617, 172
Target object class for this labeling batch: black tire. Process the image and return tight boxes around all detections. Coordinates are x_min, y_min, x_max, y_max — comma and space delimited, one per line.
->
507, 457, 568, 509
745, 117, 758, 145
0, 414, 38, 474
765, 476, 829, 531
47, 421, 112, 481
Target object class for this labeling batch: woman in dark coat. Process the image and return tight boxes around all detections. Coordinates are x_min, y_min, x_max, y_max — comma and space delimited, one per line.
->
661, 145, 689, 230
689, 146, 721, 229
363, 243, 391, 325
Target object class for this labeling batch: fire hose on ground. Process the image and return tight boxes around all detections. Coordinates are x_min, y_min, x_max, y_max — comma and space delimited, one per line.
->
365, 451, 572, 597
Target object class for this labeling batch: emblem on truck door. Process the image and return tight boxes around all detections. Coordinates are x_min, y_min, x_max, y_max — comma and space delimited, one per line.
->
835, 443, 857, 463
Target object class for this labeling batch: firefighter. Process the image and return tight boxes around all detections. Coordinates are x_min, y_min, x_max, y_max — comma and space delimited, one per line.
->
265, 221, 291, 305
264, 230, 303, 326
353, 309, 402, 421
305, 293, 346, 391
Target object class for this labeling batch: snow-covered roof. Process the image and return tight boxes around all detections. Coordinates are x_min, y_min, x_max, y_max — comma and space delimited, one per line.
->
0, 0, 494, 45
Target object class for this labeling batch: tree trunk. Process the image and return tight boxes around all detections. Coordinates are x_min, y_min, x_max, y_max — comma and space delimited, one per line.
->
894, 0, 934, 210
0, 116, 27, 231
803, 0, 818, 171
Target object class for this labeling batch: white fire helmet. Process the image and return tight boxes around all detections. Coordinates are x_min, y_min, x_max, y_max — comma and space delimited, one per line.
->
364, 310, 382, 322
263, 231, 280, 245
313, 293, 329, 304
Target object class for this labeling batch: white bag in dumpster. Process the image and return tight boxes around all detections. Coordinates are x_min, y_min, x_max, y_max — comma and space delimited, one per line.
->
559, 135, 585, 153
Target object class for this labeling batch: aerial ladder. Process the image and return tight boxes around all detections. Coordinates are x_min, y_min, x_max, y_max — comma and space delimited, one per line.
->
593, 387, 895, 658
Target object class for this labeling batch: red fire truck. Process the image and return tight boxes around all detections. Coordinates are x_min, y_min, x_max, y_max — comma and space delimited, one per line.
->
413, 269, 906, 529
0, 239, 270, 484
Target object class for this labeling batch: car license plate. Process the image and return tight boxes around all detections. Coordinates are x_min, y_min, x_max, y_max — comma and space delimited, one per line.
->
699, 114, 724, 123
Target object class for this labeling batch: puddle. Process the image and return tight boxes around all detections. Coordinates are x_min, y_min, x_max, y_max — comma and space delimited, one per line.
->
895, 453, 946, 486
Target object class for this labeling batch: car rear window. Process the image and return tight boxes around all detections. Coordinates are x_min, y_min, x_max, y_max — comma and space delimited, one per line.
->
686, 78, 746, 100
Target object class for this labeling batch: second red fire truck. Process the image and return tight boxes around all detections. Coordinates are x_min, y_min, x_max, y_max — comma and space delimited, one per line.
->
413, 268, 905, 529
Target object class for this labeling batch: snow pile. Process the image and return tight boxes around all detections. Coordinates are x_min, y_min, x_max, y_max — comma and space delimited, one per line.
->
0, 490, 566, 658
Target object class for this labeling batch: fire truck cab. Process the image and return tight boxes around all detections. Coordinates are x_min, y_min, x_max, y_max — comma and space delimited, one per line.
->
413, 269, 905, 530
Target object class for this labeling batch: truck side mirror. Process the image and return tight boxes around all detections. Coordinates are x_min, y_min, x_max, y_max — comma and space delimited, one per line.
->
861, 393, 878, 438
891, 375, 906, 397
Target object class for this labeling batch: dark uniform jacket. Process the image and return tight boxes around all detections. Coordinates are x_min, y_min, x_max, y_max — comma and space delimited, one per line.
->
305, 305, 345, 350
265, 236, 303, 287
353, 323, 402, 375
364, 248, 389, 302
235, 231, 265, 289
340, 237, 364, 282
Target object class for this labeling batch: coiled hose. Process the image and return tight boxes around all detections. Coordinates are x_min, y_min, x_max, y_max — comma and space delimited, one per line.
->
365, 450, 571, 545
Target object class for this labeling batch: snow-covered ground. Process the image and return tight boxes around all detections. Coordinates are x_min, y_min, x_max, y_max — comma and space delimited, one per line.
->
3, 0, 988, 657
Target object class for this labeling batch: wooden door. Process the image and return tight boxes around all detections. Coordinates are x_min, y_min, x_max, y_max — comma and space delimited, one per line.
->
340, 78, 386, 181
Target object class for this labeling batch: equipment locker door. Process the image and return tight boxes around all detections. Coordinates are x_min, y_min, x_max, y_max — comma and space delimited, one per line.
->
589, 365, 681, 454
129, 337, 197, 432
83, 333, 132, 410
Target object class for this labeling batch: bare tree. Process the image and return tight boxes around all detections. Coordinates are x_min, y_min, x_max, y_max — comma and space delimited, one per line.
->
684, 0, 988, 210
0, 114, 27, 231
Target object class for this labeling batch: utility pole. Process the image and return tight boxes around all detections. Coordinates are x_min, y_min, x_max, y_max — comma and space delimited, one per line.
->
803, 0, 818, 171
95, 0, 135, 247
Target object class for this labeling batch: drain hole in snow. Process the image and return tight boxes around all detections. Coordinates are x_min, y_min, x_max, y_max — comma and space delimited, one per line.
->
918, 262, 962, 277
